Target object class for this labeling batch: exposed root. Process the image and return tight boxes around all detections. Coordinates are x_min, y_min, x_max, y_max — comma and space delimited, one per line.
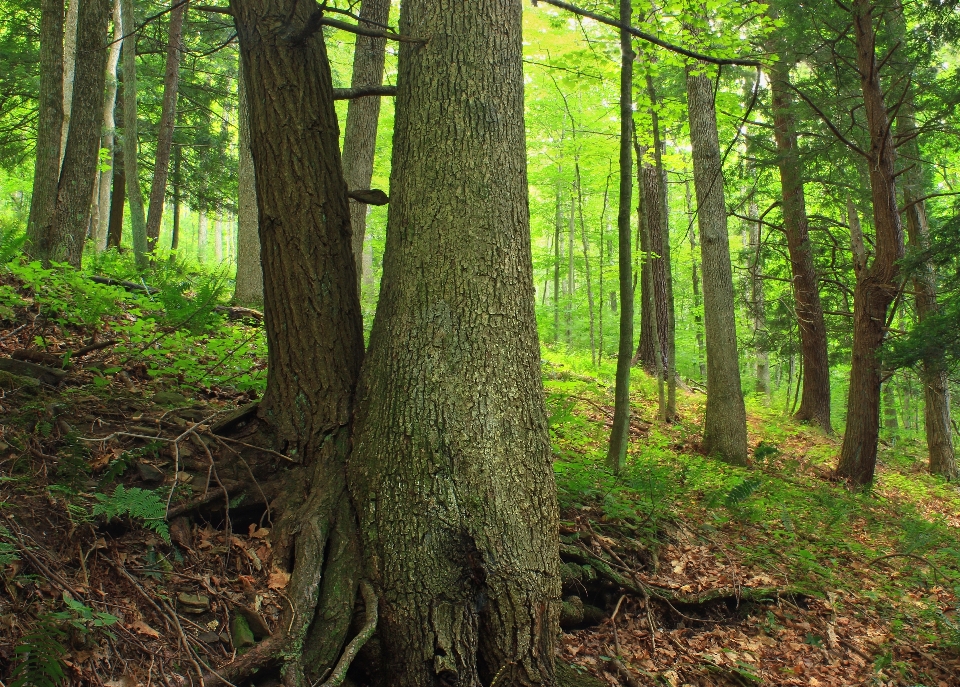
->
320, 580, 378, 687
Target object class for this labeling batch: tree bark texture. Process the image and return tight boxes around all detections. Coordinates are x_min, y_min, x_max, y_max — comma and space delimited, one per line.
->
342, 0, 391, 284
608, 0, 635, 472
107, 139, 124, 248
897, 100, 957, 479
348, 1, 560, 685
769, 55, 832, 431
95, 0, 123, 251
49, 0, 111, 267
25, 0, 64, 262
145, 0, 188, 248
60, 0, 79, 166
229, 1, 366, 684
685, 66, 747, 465
233, 57, 263, 305
121, 0, 148, 267
837, 0, 906, 486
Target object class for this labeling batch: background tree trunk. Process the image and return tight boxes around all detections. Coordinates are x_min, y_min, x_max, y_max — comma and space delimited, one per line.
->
769, 53, 832, 431
60, 0, 78, 166
229, 1, 365, 684
107, 139, 124, 248
121, 0, 148, 267
686, 177, 705, 379
50, 0, 111, 267
233, 57, 263, 305
554, 178, 562, 343
837, 0, 906, 486
170, 146, 181, 250
144, 0, 188, 249
685, 65, 747, 465
566, 194, 575, 345
95, 0, 123, 251
214, 215, 223, 262
576, 163, 596, 365
746, 198, 770, 396
25, 0, 64, 261
348, 1, 559, 684
608, 0, 635, 472
342, 0, 391, 288
197, 211, 206, 262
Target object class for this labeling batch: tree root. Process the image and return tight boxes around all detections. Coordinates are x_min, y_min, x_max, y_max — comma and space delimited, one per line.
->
320, 580, 378, 687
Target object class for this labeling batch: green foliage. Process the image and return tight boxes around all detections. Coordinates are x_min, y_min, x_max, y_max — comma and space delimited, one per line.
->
0, 524, 19, 564
92, 485, 170, 542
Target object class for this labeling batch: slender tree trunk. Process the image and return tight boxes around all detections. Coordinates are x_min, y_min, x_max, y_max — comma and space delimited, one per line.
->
121, 0, 148, 267
769, 53, 832, 430
640, 158, 666, 420
95, 0, 123, 252
144, 0, 188, 248
225, 2, 365, 684
214, 214, 223, 262
884, 378, 899, 433
837, 0, 906, 486
635, 148, 656, 372
349, 1, 559, 684
49, 0, 111, 267
566, 194, 575, 346
233, 57, 263, 305
60, 0, 78, 166
170, 146, 180, 250
686, 65, 747, 465
686, 178, 705, 379
197, 211, 206, 262
747, 199, 770, 396
608, 0, 635, 472
343, 0, 391, 284
25, 0, 64, 260
897, 98, 958, 478
576, 163, 596, 365
553, 178, 562, 344
107, 140, 124, 248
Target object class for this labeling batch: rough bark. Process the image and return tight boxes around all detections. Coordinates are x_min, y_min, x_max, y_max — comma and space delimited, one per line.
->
144, 0, 188, 249
95, 0, 123, 251
897, 100, 957, 479
685, 65, 747, 465
233, 57, 263, 305
107, 139, 124, 249
227, 2, 365, 685
60, 0, 79, 166
49, 0, 111, 267
25, 0, 64, 261
769, 53, 832, 430
348, 1, 560, 685
121, 0, 148, 267
608, 0, 635, 472
837, 0, 906, 486
342, 0, 391, 286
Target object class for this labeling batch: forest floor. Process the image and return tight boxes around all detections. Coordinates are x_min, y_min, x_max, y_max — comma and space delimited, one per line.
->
0, 261, 958, 687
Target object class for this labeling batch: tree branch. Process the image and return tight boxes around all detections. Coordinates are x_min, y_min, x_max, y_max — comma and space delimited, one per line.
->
285, 8, 425, 45
787, 83, 869, 158
333, 85, 397, 100
531, 0, 762, 66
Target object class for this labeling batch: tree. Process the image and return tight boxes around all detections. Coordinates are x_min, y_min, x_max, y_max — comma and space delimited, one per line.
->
121, 0, 148, 267
836, 0, 906, 486
232, 58, 262, 305
144, 0, 189, 249
348, 0, 559, 682
607, 0, 635, 473
341, 0, 390, 286
25, 0, 64, 261
686, 63, 748, 466
39, 0, 111, 267
95, 0, 122, 251
768, 29, 833, 432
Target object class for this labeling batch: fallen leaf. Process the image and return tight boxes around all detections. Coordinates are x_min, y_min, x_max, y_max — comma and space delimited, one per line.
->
130, 620, 161, 638
268, 569, 290, 590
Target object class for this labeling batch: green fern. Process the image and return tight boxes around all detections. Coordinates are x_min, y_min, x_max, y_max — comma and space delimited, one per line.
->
724, 478, 762, 508
10, 615, 68, 687
0, 525, 19, 565
92, 485, 169, 542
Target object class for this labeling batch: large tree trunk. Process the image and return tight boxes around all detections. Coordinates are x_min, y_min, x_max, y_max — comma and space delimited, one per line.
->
769, 54, 832, 431
342, 0, 391, 286
608, 0, 635, 472
233, 57, 263, 305
348, 1, 559, 684
121, 0, 148, 267
144, 0, 188, 249
95, 0, 123, 252
60, 0, 78, 166
897, 101, 957, 479
685, 65, 747, 465
837, 0, 906, 486
25, 0, 64, 261
49, 0, 111, 267
226, 1, 365, 685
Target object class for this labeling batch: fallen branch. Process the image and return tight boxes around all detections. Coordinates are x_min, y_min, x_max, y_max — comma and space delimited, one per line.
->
868, 552, 942, 583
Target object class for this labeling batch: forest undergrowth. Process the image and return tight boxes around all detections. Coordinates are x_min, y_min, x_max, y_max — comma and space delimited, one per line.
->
0, 259, 958, 687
